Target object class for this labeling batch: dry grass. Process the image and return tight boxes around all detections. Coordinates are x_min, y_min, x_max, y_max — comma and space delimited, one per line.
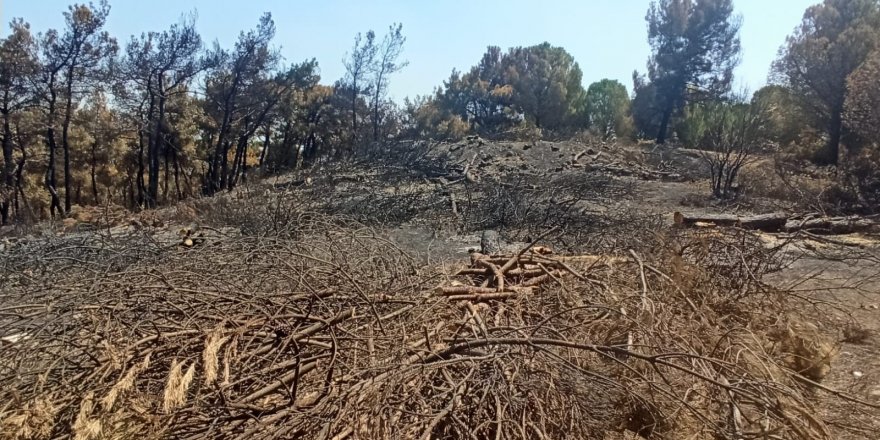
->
202, 330, 229, 386
73, 393, 101, 440
102, 353, 151, 411
162, 360, 196, 413
0, 397, 58, 440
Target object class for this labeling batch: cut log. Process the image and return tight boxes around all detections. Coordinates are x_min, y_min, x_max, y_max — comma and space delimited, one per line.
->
446, 292, 520, 302
783, 217, 880, 235
436, 286, 534, 296
673, 212, 789, 232
675, 211, 880, 235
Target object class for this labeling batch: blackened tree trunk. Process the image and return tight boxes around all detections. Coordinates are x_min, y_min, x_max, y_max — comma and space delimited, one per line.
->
275, 120, 293, 171
228, 134, 247, 190
218, 139, 230, 191
147, 74, 166, 208
1, 101, 12, 224
172, 148, 182, 200
90, 140, 100, 204
61, 58, 78, 213
13, 126, 27, 219
163, 146, 170, 202
372, 85, 381, 142
210, 88, 237, 194
655, 103, 674, 145
258, 123, 270, 169
136, 131, 147, 209
46, 127, 62, 217
817, 106, 843, 165
351, 84, 359, 148
45, 83, 63, 218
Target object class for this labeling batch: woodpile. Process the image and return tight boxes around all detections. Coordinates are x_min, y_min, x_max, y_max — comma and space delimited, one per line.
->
437, 247, 628, 302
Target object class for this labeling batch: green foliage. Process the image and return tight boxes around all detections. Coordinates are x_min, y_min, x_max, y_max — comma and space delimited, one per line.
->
845, 50, 880, 144
842, 49, 880, 212
631, 71, 661, 139
35, 0, 117, 216
123, 13, 203, 207
10, 1, 880, 223
678, 101, 750, 149
751, 85, 815, 148
0, 19, 39, 224
504, 43, 586, 131
676, 105, 707, 148
202, 12, 284, 194
585, 79, 633, 140
434, 49, 519, 132
429, 43, 586, 137
403, 96, 468, 141
773, 0, 880, 165
262, 62, 356, 171
644, 0, 742, 143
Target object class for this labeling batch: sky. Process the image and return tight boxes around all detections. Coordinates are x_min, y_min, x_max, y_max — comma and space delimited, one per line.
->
1, 0, 816, 101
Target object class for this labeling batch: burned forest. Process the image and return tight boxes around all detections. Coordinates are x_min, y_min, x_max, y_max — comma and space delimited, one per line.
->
2, 1, 880, 439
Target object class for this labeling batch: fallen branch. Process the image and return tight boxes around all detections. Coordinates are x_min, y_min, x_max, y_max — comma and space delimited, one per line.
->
673, 211, 789, 232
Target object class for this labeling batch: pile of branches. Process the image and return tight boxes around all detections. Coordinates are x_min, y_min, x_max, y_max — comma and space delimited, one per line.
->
1, 216, 877, 439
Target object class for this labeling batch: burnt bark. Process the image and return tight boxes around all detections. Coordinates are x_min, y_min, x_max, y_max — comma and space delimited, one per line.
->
90, 140, 100, 204
60, 54, 79, 213
655, 103, 674, 145
673, 211, 789, 232
1, 100, 12, 224
44, 80, 63, 218
147, 74, 166, 208
815, 106, 843, 166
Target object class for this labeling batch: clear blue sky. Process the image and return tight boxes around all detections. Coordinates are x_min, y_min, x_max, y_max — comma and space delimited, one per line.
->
2, 0, 816, 100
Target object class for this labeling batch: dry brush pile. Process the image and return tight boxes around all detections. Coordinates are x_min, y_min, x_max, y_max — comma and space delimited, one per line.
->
1, 214, 878, 439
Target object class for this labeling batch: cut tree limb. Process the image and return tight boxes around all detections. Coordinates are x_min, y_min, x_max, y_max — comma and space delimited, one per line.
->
446, 292, 520, 302
674, 211, 880, 235
673, 212, 789, 232
783, 217, 880, 235
437, 286, 534, 296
